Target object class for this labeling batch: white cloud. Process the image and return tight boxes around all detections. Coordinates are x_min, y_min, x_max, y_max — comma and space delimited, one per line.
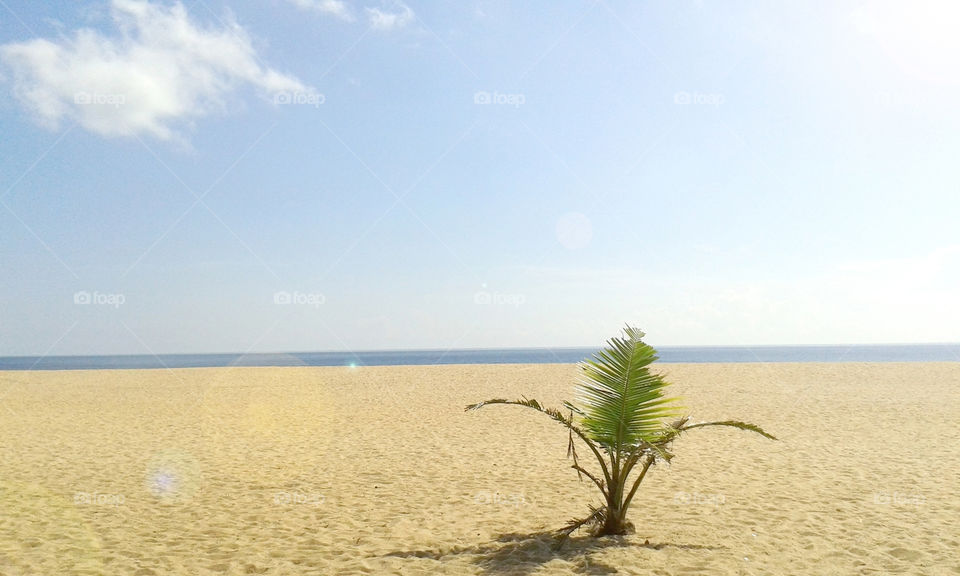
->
0, 0, 312, 140
286, 0, 354, 22
365, 0, 414, 31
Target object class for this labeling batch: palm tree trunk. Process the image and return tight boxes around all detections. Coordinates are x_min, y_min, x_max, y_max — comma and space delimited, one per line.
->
598, 484, 631, 535
598, 505, 630, 535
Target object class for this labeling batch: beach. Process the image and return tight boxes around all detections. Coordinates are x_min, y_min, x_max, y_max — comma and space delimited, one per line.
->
1, 362, 958, 575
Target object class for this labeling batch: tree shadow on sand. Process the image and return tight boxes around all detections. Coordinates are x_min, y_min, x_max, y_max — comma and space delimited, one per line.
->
383, 531, 721, 575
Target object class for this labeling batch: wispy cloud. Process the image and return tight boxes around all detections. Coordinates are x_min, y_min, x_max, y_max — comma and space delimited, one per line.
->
286, 0, 355, 22
0, 0, 312, 140
365, 0, 414, 31
284, 0, 414, 32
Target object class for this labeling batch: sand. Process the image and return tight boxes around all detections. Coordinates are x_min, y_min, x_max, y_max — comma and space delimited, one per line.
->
0, 362, 958, 575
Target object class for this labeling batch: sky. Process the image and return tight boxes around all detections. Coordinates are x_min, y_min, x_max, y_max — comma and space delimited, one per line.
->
1, 0, 959, 356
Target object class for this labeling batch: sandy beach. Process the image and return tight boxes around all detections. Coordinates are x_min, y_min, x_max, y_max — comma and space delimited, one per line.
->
1, 362, 958, 575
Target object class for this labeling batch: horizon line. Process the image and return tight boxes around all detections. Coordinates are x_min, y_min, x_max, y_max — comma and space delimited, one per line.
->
1, 341, 958, 360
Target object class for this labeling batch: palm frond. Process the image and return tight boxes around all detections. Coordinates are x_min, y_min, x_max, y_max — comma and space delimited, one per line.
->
679, 419, 778, 440
573, 326, 682, 452
465, 397, 571, 426
555, 505, 607, 549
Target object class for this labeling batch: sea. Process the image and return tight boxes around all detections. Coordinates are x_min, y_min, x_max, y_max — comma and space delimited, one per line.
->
0, 344, 957, 370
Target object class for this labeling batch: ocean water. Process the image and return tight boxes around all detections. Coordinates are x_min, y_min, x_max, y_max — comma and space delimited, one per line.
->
0, 344, 957, 370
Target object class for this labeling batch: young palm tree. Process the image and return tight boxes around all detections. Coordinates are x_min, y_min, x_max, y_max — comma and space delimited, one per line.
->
467, 326, 776, 540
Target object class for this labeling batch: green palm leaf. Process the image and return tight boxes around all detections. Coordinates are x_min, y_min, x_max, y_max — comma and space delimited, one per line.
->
680, 419, 778, 440
573, 326, 681, 451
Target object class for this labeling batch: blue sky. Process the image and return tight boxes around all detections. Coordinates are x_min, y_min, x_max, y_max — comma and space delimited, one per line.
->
1, 0, 958, 356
